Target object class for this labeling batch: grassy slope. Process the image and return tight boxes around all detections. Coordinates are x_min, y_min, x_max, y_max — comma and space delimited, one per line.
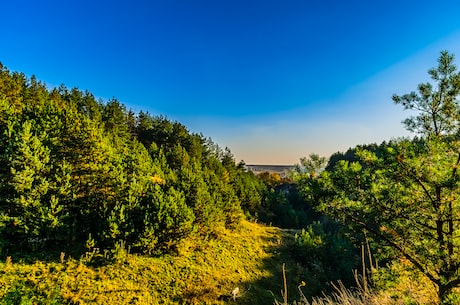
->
0, 220, 305, 305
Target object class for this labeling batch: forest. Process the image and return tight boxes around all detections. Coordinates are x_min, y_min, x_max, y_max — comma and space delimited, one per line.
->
1, 51, 460, 305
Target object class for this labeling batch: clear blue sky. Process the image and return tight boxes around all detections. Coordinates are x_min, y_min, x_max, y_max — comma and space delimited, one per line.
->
2, 1, 460, 164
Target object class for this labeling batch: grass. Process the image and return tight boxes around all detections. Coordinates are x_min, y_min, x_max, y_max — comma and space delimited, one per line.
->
0, 220, 303, 305
0, 220, 446, 304
274, 266, 379, 305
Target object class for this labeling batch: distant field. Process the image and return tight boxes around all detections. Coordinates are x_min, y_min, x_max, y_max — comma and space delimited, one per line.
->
246, 164, 296, 177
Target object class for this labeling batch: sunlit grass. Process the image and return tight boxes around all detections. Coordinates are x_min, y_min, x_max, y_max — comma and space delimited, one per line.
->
1, 220, 443, 304
0, 220, 297, 305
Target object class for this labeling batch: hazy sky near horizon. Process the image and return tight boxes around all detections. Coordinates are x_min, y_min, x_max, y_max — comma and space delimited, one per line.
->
2, 1, 460, 164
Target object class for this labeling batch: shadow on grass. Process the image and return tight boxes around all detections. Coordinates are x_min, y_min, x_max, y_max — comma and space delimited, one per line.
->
234, 227, 361, 305
232, 228, 305, 305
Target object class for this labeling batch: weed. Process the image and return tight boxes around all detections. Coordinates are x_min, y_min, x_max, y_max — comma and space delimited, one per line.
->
274, 265, 380, 305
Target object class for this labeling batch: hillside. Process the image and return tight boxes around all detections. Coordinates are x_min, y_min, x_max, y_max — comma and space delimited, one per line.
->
0, 220, 304, 305
0, 62, 360, 305
3, 54, 458, 304
0, 62, 267, 259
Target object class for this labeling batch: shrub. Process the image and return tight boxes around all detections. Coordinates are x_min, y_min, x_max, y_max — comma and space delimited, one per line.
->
291, 222, 360, 296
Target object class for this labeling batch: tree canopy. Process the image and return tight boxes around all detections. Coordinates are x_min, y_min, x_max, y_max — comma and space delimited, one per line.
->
296, 51, 460, 303
0, 63, 266, 257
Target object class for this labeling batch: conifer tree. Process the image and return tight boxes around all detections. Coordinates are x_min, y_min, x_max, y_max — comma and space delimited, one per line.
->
312, 51, 460, 303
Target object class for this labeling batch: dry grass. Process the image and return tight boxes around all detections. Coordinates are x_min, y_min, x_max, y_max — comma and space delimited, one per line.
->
274, 267, 381, 305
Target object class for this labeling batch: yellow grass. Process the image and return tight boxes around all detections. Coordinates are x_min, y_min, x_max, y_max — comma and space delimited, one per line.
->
1, 220, 445, 304
0, 220, 298, 305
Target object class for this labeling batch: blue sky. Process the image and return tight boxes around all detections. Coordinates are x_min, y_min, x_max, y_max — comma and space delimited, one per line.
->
2, 1, 460, 164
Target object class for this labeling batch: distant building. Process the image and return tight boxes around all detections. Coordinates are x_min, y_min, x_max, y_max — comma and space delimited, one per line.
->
245, 164, 296, 178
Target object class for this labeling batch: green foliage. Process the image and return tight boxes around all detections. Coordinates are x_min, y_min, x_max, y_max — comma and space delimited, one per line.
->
393, 50, 460, 137
0, 107, 74, 253
134, 186, 195, 254
319, 137, 460, 302
303, 51, 460, 303
233, 170, 265, 215
3, 279, 64, 305
371, 258, 438, 304
292, 222, 359, 296
325, 143, 384, 171
254, 155, 329, 230
295, 153, 327, 178
0, 62, 265, 259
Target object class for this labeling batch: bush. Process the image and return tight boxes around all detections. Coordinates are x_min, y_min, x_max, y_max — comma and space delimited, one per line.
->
291, 222, 360, 296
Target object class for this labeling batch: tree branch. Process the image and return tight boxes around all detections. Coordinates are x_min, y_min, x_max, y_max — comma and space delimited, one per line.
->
396, 159, 439, 210
339, 208, 440, 286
